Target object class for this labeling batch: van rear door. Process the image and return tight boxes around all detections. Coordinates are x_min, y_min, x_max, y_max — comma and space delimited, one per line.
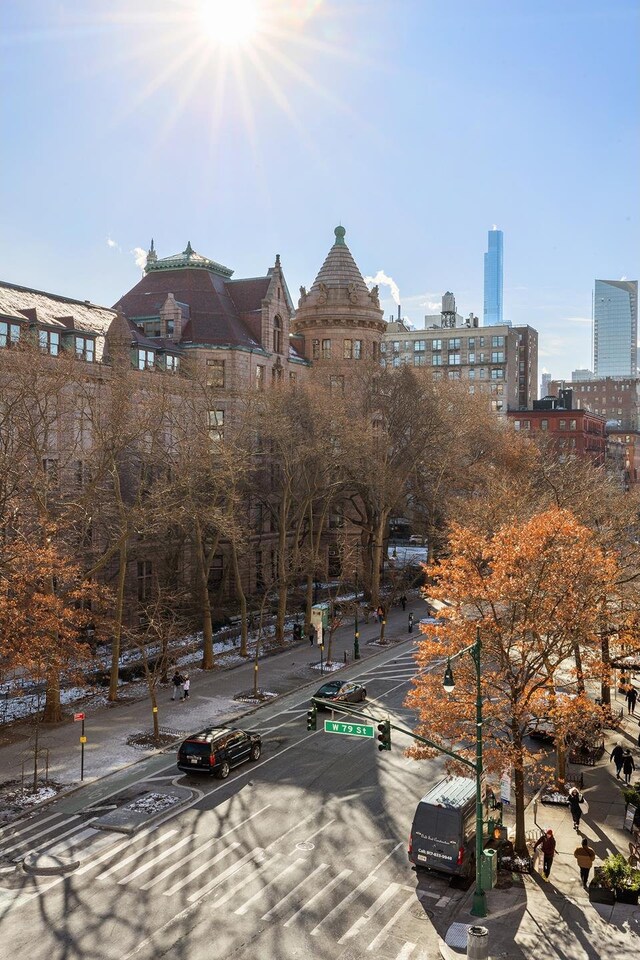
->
412, 807, 462, 874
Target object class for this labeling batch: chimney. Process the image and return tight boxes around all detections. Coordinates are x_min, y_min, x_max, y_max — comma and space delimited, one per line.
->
397, 305, 401, 321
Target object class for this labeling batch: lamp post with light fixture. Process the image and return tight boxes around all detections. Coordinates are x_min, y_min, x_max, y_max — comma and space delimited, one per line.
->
443, 625, 486, 918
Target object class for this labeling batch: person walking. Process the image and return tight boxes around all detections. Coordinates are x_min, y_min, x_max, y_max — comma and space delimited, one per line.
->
377, 605, 385, 623
400, 594, 407, 611
622, 749, 636, 785
534, 829, 557, 880
573, 838, 596, 888
182, 675, 190, 701
627, 686, 638, 715
568, 787, 584, 831
611, 743, 625, 779
171, 671, 182, 701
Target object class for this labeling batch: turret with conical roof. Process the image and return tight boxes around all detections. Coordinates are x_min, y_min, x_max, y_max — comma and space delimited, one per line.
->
293, 226, 384, 370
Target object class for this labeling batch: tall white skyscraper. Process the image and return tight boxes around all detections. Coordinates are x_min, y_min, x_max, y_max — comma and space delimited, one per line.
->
483, 228, 505, 326
593, 279, 638, 377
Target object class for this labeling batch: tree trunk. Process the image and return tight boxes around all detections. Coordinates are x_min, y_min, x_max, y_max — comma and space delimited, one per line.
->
195, 527, 214, 670
305, 573, 314, 633
43, 665, 62, 723
512, 738, 527, 855
109, 537, 128, 702
556, 737, 567, 790
370, 515, 387, 607
231, 542, 248, 657
572, 639, 585, 695
276, 498, 289, 644
601, 630, 611, 707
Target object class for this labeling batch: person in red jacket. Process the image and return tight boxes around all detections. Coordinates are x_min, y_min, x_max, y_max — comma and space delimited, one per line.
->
534, 829, 557, 880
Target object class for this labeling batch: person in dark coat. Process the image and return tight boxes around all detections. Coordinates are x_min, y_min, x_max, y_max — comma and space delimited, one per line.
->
400, 594, 407, 611
534, 829, 557, 880
627, 687, 638, 715
611, 743, 625, 778
622, 749, 636, 785
171, 671, 182, 701
568, 787, 584, 831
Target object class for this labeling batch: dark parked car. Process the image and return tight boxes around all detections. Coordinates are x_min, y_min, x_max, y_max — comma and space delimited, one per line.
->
177, 726, 261, 779
313, 680, 367, 709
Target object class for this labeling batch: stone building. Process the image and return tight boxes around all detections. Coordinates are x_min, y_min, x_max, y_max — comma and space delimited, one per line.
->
549, 376, 640, 431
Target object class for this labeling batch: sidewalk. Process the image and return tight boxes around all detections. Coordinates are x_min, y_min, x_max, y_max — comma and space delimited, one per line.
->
0, 598, 424, 810
440, 696, 640, 960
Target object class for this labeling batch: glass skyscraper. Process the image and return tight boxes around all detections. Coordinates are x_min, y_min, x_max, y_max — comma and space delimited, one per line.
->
483, 228, 504, 326
593, 279, 638, 377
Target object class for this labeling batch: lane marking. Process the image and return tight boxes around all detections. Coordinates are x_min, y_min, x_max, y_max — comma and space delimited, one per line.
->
301, 819, 335, 844
338, 883, 400, 943
265, 812, 317, 851
186, 847, 265, 903
234, 859, 304, 916
283, 868, 352, 927
2, 815, 81, 857
261, 862, 329, 920
97, 830, 177, 880
0, 811, 63, 843
366, 892, 415, 952
76, 828, 156, 876
117, 835, 193, 884
211, 853, 281, 908
140, 839, 236, 891
310, 875, 376, 935
393, 942, 417, 960
163, 844, 240, 897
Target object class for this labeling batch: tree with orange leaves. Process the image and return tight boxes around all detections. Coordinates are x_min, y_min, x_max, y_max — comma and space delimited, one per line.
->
406, 507, 618, 855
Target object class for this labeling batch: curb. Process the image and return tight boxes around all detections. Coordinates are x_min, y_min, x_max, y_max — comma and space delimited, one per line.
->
23, 852, 79, 876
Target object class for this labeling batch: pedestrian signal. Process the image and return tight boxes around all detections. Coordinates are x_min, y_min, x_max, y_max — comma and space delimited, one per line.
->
377, 720, 391, 751
307, 704, 317, 731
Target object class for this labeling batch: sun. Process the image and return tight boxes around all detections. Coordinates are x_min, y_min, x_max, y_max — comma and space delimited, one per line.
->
197, 0, 262, 47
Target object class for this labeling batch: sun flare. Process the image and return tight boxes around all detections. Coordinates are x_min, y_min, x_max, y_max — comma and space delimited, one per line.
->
197, 0, 262, 47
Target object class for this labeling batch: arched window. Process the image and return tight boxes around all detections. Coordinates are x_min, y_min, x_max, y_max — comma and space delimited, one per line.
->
273, 315, 282, 354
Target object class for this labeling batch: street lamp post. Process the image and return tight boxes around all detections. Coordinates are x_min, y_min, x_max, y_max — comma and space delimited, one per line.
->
443, 626, 486, 918
354, 567, 360, 660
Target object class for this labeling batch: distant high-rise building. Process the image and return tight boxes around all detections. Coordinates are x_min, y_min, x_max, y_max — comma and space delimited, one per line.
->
571, 368, 594, 382
540, 372, 552, 398
593, 279, 638, 377
483, 228, 504, 326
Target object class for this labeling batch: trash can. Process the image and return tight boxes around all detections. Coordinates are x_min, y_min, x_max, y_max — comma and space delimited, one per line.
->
467, 925, 489, 960
480, 848, 497, 890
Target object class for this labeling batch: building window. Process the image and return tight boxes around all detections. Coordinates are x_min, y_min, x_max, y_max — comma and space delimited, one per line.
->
207, 409, 225, 443
569, 419, 577, 430
414, 340, 426, 352
137, 561, 152, 602
479, 368, 487, 379
273, 315, 282, 354
209, 555, 224, 586
322, 339, 331, 360
491, 400, 504, 412
468, 368, 476, 379
448, 338, 461, 349
330, 376, 344, 396
491, 351, 504, 363
432, 339, 442, 351
0, 321, 21, 348
380, 342, 387, 354
76, 336, 95, 362
255, 364, 265, 390
468, 338, 475, 349
354, 340, 362, 359
392, 341, 400, 353
490, 368, 504, 380
165, 354, 180, 373
468, 352, 475, 364
137, 348, 154, 370
448, 353, 461, 365
343, 339, 353, 360
491, 336, 505, 347
312, 339, 320, 359
414, 355, 427, 366
432, 354, 442, 366
207, 359, 225, 387
39, 330, 60, 356
448, 370, 461, 380
559, 419, 566, 430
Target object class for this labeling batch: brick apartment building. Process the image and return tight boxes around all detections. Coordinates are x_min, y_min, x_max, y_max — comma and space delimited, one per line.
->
549, 376, 640, 431
506, 391, 607, 465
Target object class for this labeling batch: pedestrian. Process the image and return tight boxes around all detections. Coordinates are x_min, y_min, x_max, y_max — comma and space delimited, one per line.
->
400, 594, 407, 611
182, 674, 190, 701
377, 605, 385, 623
568, 787, 584, 831
573, 838, 596, 888
171, 670, 182, 701
627, 686, 638, 715
309, 628, 314, 646
622, 749, 636, 785
611, 743, 625, 779
533, 829, 557, 880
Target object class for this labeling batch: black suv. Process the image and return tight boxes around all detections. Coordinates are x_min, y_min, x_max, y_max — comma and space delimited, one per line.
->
177, 726, 262, 779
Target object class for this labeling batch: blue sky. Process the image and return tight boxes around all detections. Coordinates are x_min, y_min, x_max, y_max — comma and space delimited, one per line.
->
1, 0, 638, 380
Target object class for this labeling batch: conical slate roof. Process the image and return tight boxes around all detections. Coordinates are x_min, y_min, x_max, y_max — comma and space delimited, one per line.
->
309, 226, 370, 297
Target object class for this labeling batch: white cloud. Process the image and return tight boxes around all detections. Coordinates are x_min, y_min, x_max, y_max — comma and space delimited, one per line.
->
132, 247, 147, 272
365, 270, 400, 306
106, 235, 120, 250
421, 300, 441, 312
563, 316, 592, 324
621, 275, 628, 281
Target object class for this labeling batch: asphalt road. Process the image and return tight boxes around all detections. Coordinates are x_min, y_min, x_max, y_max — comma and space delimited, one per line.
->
0, 640, 461, 960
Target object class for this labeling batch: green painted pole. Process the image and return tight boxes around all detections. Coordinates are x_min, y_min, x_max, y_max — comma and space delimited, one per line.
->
471, 626, 487, 918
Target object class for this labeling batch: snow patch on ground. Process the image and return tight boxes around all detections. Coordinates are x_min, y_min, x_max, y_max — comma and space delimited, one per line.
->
310, 661, 343, 673
127, 792, 180, 815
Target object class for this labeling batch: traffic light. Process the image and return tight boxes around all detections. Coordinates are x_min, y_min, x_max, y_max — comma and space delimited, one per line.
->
377, 720, 391, 751
307, 703, 317, 731
293, 622, 302, 642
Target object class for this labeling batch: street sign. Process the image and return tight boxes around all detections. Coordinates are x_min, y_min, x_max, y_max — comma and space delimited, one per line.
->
74, 713, 85, 722
324, 720, 375, 738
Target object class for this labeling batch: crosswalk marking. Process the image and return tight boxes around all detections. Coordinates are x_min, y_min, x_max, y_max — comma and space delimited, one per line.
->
186, 847, 265, 904
310, 875, 376, 934
265, 813, 317, 851
211, 854, 282, 908
283, 868, 352, 928
163, 843, 240, 897
0, 811, 62, 842
97, 830, 177, 880
234, 859, 304, 916
141, 839, 238, 891
298, 819, 335, 845
2, 815, 81, 858
393, 943, 417, 960
76, 829, 153, 876
117, 835, 193, 884
262, 862, 329, 921
338, 883, 400, 943
366, 892, 415, 951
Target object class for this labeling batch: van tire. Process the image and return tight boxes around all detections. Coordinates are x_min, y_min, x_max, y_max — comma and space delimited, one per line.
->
217, 760, 230, 779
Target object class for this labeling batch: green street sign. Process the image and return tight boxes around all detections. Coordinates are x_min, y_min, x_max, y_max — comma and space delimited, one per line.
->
324, 720, 375, 738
